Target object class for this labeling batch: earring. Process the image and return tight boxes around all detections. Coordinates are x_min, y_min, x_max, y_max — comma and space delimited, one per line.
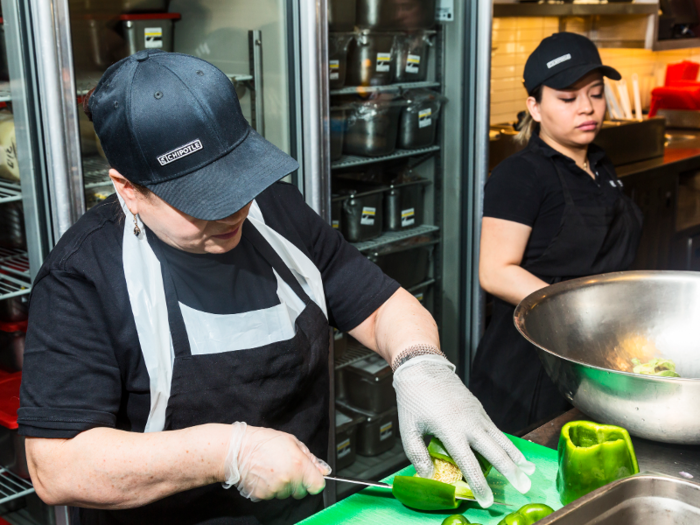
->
133, 214, 141, 237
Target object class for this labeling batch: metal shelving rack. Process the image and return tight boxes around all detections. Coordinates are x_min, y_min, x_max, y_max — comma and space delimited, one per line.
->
330, 80, 440, 96
0, 181, 21, 205
332, 145, 441, 170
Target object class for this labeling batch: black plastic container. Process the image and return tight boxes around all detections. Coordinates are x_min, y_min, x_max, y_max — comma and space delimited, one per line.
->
356, 0, 437, 30
384, 180, 428, 231
331, 194, 342, 232
0, 203, 26, 250
329, 34, 353, 90
409, 281, 434, 315
344, 353, 396, 413
345, 31, 397, 87
330, 108, 346, 161
371, 245, 432, 288
394, 30, 435, 83
337, 188, 385, 242
328, 0, 357, 31
335, 407, 365, 471
344, 96, 403, 157
337, 401, 398, 456
398, 89, 445, 149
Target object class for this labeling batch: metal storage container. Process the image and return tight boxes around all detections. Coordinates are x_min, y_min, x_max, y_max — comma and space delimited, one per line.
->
117, 13, 180, 59
329, 33, 353, 89
0, 203, 25, 250
344, 96, 403, 157
398, 89, 445, 149
328, 0, 357, 31
338, 188, 385, 242
335, 408, 365, 471
337, 401, 398, 456
394, 30, 435, 83
371, 244, 432, 288
384, 179, 428, 231
330, 107, 346, 161
345, 31, 397, 87
344, 353, 396, 413
356, 0, 437, 30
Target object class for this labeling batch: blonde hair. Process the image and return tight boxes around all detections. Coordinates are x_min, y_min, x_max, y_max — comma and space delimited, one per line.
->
515, 85, 542, 145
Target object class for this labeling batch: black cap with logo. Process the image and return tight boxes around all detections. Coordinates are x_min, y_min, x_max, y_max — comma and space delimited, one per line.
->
89, 49, 299, 221
523, 32, 621, 95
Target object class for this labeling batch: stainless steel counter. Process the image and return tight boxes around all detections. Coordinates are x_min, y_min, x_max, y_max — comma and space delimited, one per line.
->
523, 409, 700, 481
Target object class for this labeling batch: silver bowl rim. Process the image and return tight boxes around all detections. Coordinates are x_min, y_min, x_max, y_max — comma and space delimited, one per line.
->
513, 270, 700, 383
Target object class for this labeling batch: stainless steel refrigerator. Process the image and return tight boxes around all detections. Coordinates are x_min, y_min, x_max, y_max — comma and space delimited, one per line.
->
0, 0, 492, 520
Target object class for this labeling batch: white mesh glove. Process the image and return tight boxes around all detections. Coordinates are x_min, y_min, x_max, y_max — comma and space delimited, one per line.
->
222, 422, 331, 501
393, 355, 536, 508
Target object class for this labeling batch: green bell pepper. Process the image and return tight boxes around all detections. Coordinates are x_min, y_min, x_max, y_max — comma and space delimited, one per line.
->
556, 420, 639, 505
428, 437, 493, 477
392, 476, 460, 511
497, 503, 554, 525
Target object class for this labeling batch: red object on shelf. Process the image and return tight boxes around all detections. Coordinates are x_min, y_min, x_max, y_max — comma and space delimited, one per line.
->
0, 320, 27, 333
0, 371, 20, 430
649, 85, 700, 117
118, 12, 181, 21
665, 60, 700, 86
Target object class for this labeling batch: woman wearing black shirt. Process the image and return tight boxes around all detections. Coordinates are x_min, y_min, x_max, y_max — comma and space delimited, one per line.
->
470, 33, 643, 433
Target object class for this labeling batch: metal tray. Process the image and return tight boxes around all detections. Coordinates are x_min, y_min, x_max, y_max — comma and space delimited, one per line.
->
539, 473, 700, 525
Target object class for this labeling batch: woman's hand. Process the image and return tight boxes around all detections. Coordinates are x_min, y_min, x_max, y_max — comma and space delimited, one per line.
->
225, 423, 331, 501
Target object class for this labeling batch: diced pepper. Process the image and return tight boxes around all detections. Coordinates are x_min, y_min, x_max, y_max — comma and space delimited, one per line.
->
556, 420, 639, 505
392, 476, 459, 511
631, 357, 680, 377
441, 515, 470, 525
428, 437, 493, 477
497, 503, 554, 525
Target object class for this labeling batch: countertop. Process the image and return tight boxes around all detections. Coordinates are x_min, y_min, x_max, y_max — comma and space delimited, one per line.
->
617, 129, 700, 178
523, 408, 700, 481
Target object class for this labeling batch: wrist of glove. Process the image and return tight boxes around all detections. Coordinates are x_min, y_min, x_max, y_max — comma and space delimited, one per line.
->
393, 355, 536, 508
222, 422, 332, 501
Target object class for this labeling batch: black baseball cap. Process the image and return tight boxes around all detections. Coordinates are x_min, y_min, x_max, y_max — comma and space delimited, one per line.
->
523, 32, 621, 95
89, 49, 298, 221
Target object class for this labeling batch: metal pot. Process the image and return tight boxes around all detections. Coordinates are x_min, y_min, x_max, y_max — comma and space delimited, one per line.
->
328, 0, 357, 31
345, 31, 397, 87
329, 33, 353, 90
394, 30, 434, 82
344, 96, 403, 157
356, 0, 437, 30
515, 270, 700, 444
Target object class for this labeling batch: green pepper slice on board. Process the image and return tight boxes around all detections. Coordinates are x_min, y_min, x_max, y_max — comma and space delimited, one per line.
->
556, 420, 639, 505
428, 437, 493, 477
497, 503, 554, 525
392, 476, 459, 511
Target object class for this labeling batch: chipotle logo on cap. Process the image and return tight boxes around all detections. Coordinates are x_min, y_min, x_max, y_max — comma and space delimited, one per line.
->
157, 139, 203, 166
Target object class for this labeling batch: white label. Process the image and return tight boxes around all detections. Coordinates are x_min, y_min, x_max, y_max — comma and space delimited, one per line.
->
418, 109, 432, 128
376, 53, 392, 72
337, 438, 352, 458
332, 219, 340, 229
379, 422, 393, 441
406, 54, 421, 74
547, 53, 572, 69
329, 59, 340, 80
360, 206, 376, 225
436, 0, 454, 21
401, 208, 416, 227
157, 139, 203, 166
144, 27, 164, 49
414, 292, 424, 302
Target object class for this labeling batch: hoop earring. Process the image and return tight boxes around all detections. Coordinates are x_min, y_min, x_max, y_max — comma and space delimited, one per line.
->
133, 213, 141, 237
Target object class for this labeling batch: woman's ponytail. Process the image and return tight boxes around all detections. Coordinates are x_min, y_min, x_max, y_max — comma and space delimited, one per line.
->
515, 85, 542, 145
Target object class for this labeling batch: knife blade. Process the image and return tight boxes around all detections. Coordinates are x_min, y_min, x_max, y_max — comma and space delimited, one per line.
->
324, 476, 512, 507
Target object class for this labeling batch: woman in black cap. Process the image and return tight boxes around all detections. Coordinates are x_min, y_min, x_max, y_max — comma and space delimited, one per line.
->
470, 33, 643, 434
18, 50, 534, 524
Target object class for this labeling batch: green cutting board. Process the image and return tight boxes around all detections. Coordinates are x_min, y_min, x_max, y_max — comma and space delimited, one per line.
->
299, 435, 563, 525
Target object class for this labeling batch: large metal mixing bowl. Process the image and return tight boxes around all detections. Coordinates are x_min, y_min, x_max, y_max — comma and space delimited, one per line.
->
514, 271, 700, 444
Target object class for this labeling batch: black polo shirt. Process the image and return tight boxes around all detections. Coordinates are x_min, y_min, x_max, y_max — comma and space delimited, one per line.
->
484, 134, 624, 267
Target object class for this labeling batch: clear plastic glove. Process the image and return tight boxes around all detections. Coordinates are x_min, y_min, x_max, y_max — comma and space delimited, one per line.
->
393, 355, 537, 508
222, 422, 331, 501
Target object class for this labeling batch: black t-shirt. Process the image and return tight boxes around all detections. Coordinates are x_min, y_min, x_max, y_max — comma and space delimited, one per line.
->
483, 134, 624, 267
18, 182, 399, 438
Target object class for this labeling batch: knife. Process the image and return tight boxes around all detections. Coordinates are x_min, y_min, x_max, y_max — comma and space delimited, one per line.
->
324, 475, 512, 507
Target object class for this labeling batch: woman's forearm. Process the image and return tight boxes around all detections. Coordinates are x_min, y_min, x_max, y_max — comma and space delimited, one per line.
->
481, 263, 548, 306
26, 423, 231, 509
349, 288, 440, 365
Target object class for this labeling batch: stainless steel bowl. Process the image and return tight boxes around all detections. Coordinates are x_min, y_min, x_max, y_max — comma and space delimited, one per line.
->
514, 271, 700, 444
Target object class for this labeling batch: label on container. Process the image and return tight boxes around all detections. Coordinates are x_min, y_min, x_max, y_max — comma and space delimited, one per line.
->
418, 109, 432, 128
376, 53, 392, 72
360, 206, 376, 225
406, 54, 421, 74
144, 27, 164, 49
329, 59, 340, 80
436, 0, 454, 21
337, 438, 352, 458
379, 422, 393, 441
332, 219, 340, 229
414, 292, 425, 302
401, 207, 416, 227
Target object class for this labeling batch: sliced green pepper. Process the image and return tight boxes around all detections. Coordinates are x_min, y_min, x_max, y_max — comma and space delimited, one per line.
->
497, 503, 554, 525
428, 437, 493, 477
392, 476, 459, 511
441, 515, 470, 525
556, 420, 639, 505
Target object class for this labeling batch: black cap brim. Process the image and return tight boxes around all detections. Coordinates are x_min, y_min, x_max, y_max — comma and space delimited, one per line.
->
541, 64, 621, 92
144, 128, 299, 221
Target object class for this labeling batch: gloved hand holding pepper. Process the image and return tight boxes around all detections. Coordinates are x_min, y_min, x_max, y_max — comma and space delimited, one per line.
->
392, 355, 536, 508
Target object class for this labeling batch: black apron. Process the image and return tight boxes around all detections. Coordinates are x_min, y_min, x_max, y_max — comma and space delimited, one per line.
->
470, 161, 643, 434
75, 221, 330, 525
